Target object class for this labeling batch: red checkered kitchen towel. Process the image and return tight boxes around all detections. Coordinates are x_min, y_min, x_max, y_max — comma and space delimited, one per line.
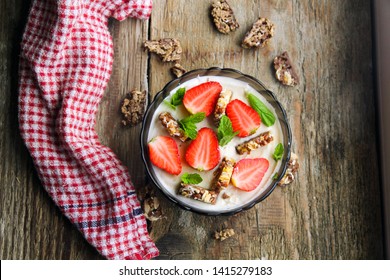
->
18, 0, 159, 259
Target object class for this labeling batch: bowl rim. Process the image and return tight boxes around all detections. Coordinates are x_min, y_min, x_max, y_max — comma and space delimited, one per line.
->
140, 67, 292, 216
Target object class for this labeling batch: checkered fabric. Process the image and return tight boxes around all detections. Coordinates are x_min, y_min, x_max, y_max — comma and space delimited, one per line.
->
18, 0, 159, 260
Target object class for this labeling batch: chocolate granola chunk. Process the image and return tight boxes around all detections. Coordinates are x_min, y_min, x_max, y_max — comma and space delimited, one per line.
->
143, 196, 163, 222
213, 89, 232, 125
159, 112, 188, 142
278, 152, 299, 186
139, 184, 164, 222
273, 51, 299, 86
171, 63, 186, 78
236, 131, 274, 155
241, 17, 275, 48
178, 183, 218, 204
143, 38, 182, 62
120, 90, 147, 126
211, 0, 239, 34
212, 157, 235, 193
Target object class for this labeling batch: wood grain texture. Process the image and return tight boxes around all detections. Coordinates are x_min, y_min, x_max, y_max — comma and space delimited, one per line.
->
0, 0, 384, 259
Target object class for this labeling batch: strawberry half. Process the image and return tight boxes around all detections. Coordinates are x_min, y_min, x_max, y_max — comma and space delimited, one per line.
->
148, 136, 182, 175
183, 81, 222, 116
185, 127, 220, 171
226, 99, 261, 137
231, 158, 269, 191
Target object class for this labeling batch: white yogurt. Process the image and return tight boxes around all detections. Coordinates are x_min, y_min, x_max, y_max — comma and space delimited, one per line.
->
147, 76, 284, 213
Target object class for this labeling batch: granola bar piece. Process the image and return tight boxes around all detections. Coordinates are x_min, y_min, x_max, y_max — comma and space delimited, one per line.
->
214, 228, 235, 241
236, 131, 274, 155
273, 51, 299, 86
241, 17, 275, 48
212, 157, 235, 193
213, 89, 232, 125
278, 152, 299, 186
143, 38, 182, 62
159, 112, 188, 142
178, 183, 218, 204
120, 90, 147, 126
171, 63, 186, 78
211, 0, 239, 34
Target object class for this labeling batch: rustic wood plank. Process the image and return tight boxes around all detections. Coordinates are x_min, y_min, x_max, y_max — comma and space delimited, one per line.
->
148, 0, 383, 259
97, 18, 150, 189
0, 0, 384, 260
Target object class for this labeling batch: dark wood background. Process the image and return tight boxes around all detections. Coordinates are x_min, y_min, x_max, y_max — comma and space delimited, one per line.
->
0, 0, 384, 259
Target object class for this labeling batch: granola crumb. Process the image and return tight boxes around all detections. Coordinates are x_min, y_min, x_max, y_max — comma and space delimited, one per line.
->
143, 38, 182, 62
273, 51, 299, 86
120, 90, 147, 126
222, 193, 230, 199
171, 63, 187, 78
214, 228, 235, 241
278, 152, 299, 186
139, 184, 164, 222
143, 196, 164, 222
211, 0, 239, 34
242, 17, 275, 48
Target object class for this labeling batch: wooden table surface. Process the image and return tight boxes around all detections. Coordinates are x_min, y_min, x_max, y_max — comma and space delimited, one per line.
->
0, 0, 384, 259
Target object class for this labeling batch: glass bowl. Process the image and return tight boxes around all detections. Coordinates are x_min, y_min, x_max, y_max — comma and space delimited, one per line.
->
140, 67, 292, 215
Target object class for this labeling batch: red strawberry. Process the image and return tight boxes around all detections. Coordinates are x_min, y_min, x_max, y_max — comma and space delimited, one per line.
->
148, 136, 182, 175
183, 81, 222, 116
226, 99, 261, 137
231, 158, 269, 191
185, 127, 220, 171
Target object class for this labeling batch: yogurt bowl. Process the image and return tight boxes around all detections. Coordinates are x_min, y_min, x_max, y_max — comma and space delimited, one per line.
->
141, 67, 292, 215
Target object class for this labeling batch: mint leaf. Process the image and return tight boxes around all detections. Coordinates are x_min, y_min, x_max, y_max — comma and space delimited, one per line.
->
219, 134, 237, 147
165, 87, 186, 109
272, 173, 279, 180
247, 93, 276, 127
273, 143, 284, 161
180, 121, 197, 139
181, 112, 206, 124
217, 115, 232, 139
164, 100, 176, 110
181, 173, 203, 184
179, 112, 206, 139
217, 115, 238, 146
171, 87, 186, 106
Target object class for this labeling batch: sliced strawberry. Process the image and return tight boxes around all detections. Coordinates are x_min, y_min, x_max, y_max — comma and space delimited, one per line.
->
148, 136, 182, 175
226, 99, 261, 137
183, 81, 222, 116
185, 127, 220, 171
231, 158, 269, 191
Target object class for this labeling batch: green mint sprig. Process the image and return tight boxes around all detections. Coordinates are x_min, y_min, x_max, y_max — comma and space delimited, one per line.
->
164, 87, 186, 110
273, 143, 284, 161
181, 173, 203, 185
179, 112, 205, 139
217, 115, 238, 146
247, 92, 276, 127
